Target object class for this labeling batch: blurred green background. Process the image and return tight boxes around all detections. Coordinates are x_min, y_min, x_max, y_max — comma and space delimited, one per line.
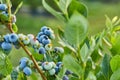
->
8, 0, 120, 69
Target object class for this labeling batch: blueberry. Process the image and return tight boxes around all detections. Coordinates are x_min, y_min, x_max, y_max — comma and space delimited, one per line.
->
44, 29, 53, 36
55, 66, 60, 74
37, 32, 44, 38
4, 34, 10, 42
43, 62, 53, 70
54, 47, 64, 53
63, 75, 69, 80
42, 38, 51, 45
37, 35, 46, 43
9, 33, 18, 43
23, 37, 30, 45
27, 34, 34, 40
20, 57, 29, 63
19, 61, 27, 69
39, 47, 46, 54
0, 4, 7, 11
65, 70, 73, 75
41, 26, 48, 32
49, 33, 55, 39
56, 62, 62, 68
49, 69, 56, 75
45, 44, 52, 51
23, 67, 32, 76
1, 42, 12, 51
19, 57, 29, 69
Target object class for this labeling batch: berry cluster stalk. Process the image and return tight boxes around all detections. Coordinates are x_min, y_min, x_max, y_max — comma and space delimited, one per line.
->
6, 0, 47, 80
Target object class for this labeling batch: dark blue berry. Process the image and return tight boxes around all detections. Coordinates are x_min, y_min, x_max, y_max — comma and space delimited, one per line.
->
63, 75, 69, 80
39, 47, 46, 54
65, 70, 73, 75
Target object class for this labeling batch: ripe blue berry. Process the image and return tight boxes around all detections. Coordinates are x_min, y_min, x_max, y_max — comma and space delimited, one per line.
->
41, 26, 48, 32
55, 67, 60, 74
23, 67, 32, 76
65, 70, 72, 75
37, 35, 46, 43
63, 75, 69, 80
1, 42, 12, 51
44, 29, 53, 36
4, 34, 10, 42
42, 38, 51, 45
19, 57, 29, 69
9, 33, 18, 43
19, 61, 27, 69
39, 47, 46, 54
0, 4, 7, 11
56, 62, 62, 68
20, 57, 29, 63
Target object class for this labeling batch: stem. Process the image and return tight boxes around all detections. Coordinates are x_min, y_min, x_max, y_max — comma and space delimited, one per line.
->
6, 1, 47, 80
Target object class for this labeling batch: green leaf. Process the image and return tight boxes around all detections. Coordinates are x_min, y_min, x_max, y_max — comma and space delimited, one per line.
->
68, 0, 88, 17
110, 68, 120, 80
63, 54, 82, 76
80, 43, 89, 62
64, 12, 88, 47
86, 72, 96, 80
59, 0, 72, 14
32, 53, 44, 61
58, 28, 76, 53
12, 23, 18, 33
110, 55, 120, 72
111, 35, 120, 55
105, 15, 112, 28
42, 0, 66, 22
0, 53, 12, 77
101, 54, 111, 80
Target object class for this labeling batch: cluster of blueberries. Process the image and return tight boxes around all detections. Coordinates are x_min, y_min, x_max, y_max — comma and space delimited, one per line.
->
0, 4, 16, 25
19, 57, 32, 76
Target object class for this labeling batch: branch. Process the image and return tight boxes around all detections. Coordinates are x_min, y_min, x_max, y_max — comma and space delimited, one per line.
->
6, 0, 47, 80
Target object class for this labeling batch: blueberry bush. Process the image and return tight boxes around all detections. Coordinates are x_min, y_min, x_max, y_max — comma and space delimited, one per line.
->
0, 0, 120, 80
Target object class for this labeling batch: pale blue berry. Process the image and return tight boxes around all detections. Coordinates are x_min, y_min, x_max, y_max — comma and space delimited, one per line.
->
1, 42, 12, 51
54, 47, 64, 53
0, 4, 7, 11
23, 67, 32, 76
9, 33, 18, 43
43, 62, 53, 70
44, 29, 53, 36
49, 69, 56, 75
37, 35, 46, 43
41, 26, 48, 32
